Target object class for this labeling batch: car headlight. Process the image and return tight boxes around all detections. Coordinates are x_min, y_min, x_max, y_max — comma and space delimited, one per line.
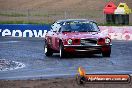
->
67, 39, 73, 45
105, 38, 111, 44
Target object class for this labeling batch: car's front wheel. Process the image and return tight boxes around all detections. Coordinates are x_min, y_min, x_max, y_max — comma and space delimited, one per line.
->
102, 48, 111, 57
59, 43, 65, 58
44, 42, 53, 57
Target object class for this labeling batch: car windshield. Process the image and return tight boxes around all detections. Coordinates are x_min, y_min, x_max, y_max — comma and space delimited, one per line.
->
61, 21, 99, 32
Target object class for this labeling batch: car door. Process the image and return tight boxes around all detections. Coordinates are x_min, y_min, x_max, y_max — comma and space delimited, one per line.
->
51, 23, 61, 50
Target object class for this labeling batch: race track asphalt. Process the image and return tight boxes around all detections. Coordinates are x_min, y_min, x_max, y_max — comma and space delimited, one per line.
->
0, 37, 132, 80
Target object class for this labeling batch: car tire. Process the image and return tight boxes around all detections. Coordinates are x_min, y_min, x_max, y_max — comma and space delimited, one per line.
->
59, 43, 65, 58
44, 42, 53, 57
102, 48, 111, 57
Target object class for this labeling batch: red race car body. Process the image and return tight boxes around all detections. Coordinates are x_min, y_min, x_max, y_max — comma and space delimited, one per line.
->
44, 19, 112, 58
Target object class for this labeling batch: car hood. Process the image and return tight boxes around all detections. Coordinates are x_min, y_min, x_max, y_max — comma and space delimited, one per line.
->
62, 32, 106, 39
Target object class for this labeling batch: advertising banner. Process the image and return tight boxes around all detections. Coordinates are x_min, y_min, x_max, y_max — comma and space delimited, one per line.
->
0, 24, 132, 40
100, 26, 132, 40
0, 24, 50, 37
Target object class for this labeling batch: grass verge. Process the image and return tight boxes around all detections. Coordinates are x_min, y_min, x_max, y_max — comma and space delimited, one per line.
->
0, 21, 132, 26
0, 21, 51, 25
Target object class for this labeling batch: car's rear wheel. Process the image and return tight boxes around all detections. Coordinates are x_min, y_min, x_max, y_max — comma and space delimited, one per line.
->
102, 48, 111, 57
59, 43, 65, 58
44, 42, 53, 57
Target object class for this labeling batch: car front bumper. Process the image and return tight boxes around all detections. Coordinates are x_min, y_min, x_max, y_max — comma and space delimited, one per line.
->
63, 44, 112, 53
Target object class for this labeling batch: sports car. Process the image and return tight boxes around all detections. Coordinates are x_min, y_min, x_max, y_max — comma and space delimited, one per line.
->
44, 19, 112, 58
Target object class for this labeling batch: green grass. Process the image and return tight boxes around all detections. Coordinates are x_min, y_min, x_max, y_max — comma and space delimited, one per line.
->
33, 13, 59, 17
0, 21, 51, 24
0, 21, 132, 26
98, 23, 132, 26
0, 13, 26, 17
0, 12, 60, 17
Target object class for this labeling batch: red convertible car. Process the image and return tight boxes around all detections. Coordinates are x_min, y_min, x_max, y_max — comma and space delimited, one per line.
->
44, 19, 112, 58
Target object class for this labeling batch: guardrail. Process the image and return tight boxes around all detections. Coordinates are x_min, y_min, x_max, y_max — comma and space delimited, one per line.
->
0, 24, 132, 40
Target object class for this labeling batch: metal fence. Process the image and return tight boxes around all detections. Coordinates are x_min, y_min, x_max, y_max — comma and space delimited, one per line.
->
0, 9, 131, 24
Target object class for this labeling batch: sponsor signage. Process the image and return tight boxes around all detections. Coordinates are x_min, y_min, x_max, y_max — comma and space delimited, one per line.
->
76, 67, 131, 85
0, 24, 50, 37
0, 24, 132, 40
100, 26, 132, 40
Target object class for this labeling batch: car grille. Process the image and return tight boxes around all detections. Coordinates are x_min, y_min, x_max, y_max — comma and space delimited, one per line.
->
81, 38, 97, 45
